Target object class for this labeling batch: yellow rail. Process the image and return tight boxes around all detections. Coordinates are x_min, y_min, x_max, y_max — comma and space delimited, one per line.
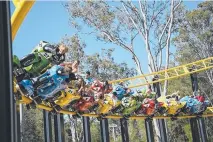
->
11, 0, 35, 41
19, 98, 213, 119
109, 57, 213, 88
11, 0, 213, 119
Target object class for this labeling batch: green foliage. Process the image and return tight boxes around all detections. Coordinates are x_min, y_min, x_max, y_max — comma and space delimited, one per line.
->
128, 120, 147, 142
63, 35, 137, 81
21, 107, 44, 142
170, 1, 213, 141
90, 119, 101, 142
21, 1, 213, 142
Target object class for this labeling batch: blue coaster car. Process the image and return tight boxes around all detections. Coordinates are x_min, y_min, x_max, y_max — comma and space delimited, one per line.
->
179, 96, 209, 115
19, 65, 69, 103
112, 85, 134, 100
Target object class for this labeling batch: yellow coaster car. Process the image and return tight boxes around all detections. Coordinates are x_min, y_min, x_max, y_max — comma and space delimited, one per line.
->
15, 81, 81, 112
54, 88, 81, 109
157, 92, 186, 118
97, 94, 122, 118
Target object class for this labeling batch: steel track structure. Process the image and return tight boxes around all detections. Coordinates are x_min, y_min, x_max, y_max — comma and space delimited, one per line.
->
10, 1, 213, 142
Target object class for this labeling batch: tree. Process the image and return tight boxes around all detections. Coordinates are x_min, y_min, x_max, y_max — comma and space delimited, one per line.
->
21, 108, 44, 142
173, 1, 213, 89
64, 0, 181, 86
173, 1, 213, 107
64, 1, 182, 141
61, 35, 137, 141
171, 2, 213, 141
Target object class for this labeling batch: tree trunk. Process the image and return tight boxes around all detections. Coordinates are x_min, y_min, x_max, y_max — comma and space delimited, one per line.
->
133, 120, 143, 140
153, 120, 161, 142
163, 0, 174, 96
68, 115, 76, 142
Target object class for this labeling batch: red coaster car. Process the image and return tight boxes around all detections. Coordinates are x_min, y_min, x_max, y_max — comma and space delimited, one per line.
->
135, 98, 164, 118
71, 96, 99, 114
195, 95, 205, 102
89, 80, 113, 101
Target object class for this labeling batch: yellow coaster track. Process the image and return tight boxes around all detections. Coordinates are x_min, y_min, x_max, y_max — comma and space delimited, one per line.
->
11, 0, 35, 40
110, 57, 213, 88
19, 97, 213, 119
11, 0, 213, 119
16, 56, 213, 119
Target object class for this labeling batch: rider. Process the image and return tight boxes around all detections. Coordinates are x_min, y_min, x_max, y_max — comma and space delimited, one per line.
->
60, 60, 80, 80
60, 60, 86, 95
17, 41, 69, 79
85, 71, 94, 85
112, 82, 134, 100
41, 41, 68, 64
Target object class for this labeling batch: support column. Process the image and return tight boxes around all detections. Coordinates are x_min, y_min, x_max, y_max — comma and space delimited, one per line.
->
43, 110, 52, 142
198, 118, 207, 142
0, 1, 15, 142
153, 77, 167, 142
190, 118, 200, 142
120, 118, 129, 142
54, 114, 65, 142
20, 104, 23, 142
82, 117, 91, 142
145, 120, 154, 142
190, 73, 207, 142
14, 103, 21, 142
100, 119, 109, 142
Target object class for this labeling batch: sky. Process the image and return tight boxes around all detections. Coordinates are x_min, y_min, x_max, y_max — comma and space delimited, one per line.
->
11, 1, 203, 74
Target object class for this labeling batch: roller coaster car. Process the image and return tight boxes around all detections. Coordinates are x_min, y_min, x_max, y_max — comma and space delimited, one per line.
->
120, 96, 142, 119
90, 80, 113, 101
112, 85, 134, 101
135, 98, 163, 118
13, 78, 22, 100
179, 96, 209, 115
54, 88, 81, 109
157, 94, 186, 117
18, 65, 69, 105
136, 88, 156, 99
20, 42, 62, 78
13, 55, 26, 82
15, 82, 38, 110
96, 94, 121, 118
71, 96, 99, 114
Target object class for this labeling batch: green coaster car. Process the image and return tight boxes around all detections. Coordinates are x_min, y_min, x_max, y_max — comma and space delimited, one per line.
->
20, 41, 57, 77
135, 88, 156, 99
13, 55, 26, 82
120, 97, 142, 119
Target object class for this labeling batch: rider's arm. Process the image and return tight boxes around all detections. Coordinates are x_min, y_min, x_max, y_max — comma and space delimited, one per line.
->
59, 55, 65, 62
72, 68, 78, 73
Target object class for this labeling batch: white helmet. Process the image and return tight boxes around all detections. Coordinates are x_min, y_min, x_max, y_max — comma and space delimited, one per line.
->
121, 97, 131, 107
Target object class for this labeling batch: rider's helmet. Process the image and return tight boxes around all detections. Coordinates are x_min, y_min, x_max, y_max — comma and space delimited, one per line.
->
121, 97, 131, 107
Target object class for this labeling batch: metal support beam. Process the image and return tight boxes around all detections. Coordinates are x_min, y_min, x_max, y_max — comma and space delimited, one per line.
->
190, 73, 208, 142
190, 73, 199, 96
153, 78, 167, 142
100, 119, 110, 142
0, 1, 15, 142
20, 104, 23, 142
43, 110, 52, 142
198, 118, 207, 142
14, 103, 21, 142
157, 119, 167, 142
83, 116, 91, 142
120, 118, 129, 142
145, 120, 154, 142
190, 118, 200, 142
54, 114, 65, 142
